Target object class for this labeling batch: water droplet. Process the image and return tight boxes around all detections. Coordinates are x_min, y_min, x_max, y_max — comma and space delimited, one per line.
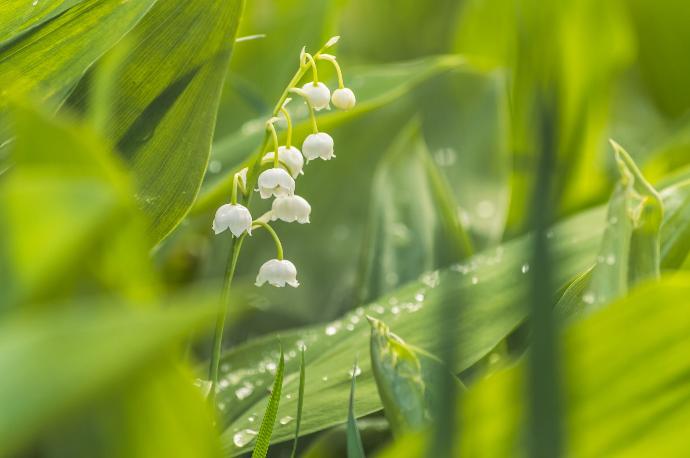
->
372, 304, 385, 315
325, 325, 338, 336
471, 275, 479, 285
322, 376, 329, 382
608, 216, 618, 225
233, 429, 258, 447
414, 292, 426, 302
346, 323, 355, 331
521, 263, 530, 274
350, 315, 361, 324
420, 270, 440, 288
208, 160, 222, 173
248, 415, 256, 423
279, 416, 294, 425
476, 200, 496, 219
606, 254, 616, 265
391, 306, 400, 315
286, 393, 293, 400
349, 365, 362, 378
582, 292, 596, 305
218, 402, 226, 411
235, 383, 254, 400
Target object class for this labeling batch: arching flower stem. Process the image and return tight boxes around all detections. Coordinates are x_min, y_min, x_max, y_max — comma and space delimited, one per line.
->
280, 106, 294, 148
252, 220, 284, 260
318, 54, 345, 89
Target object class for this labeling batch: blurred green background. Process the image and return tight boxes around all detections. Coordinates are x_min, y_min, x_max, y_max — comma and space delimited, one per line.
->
2, 0, 690, 456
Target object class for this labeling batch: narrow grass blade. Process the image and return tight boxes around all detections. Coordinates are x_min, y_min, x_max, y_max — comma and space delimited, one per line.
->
251, 347, 285, 458
347, 359, 366, 458
290, 346, 306, 458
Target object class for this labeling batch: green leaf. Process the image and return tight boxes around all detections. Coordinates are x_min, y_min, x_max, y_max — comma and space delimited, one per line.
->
289, 347, 306, 458
358, 119, 473, 303
301, 419, 390, 458
0, 297, 217, 456
216, 171, 690, 455
0, 0, 157, 146
377, 274, 690, 457
67, 0, 245, 244
347, 359, 366, 458
556, 141, 663, 318
0, 104, 154, 309
251, 348, 285, 458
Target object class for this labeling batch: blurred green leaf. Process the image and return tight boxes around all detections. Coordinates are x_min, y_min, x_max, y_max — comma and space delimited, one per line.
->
347, 358, 367, 458
0, 0, 156, 147
0, 104, 154, 309
368, 317, 463, 436
456, 0, 634, 233
215, 171, 690, 455
358, 120, 473, 303
67, 0, 245, 244
0, 298, 217, 456
377, 274, 690, 457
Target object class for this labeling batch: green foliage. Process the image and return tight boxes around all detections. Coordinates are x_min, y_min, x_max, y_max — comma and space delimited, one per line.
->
377, 275, 690, 457
251, 348, 285, 458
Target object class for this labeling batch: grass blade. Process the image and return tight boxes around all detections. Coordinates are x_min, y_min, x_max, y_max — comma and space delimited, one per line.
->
290, 346, 306, 458
251, 347, 285, 458
347, 359, 366, 458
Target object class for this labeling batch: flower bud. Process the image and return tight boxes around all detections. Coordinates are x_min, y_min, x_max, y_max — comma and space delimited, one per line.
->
257, 168, 295, 199
271, 195, 311, 224
263, 146, 304, 178
301, 82, 331, 110
331, 87, 356, 110
255, 259, 299, 287
212, 204, 252, 237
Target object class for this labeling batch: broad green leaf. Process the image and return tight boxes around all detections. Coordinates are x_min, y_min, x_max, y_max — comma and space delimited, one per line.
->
0, 298, 217, 456
216, 172, 690, 455
556, 141, 663, 317
368, 317, 463, 436
377, 275, 690, 457
0, 104, 154, 309
289, 348, 306, 458
0, 0, 86, 40
347, 359, 366, 458
0, 0, 156, 147
250, 348, 285, 458
67, 0, 245, 244
358, 119, 473, 303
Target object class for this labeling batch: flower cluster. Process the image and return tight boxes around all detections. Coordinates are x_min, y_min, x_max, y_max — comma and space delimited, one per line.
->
212, 36, 356, 288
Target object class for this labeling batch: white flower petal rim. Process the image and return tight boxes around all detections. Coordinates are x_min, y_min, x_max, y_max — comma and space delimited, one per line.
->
255, 259, 299, 287
301, 82, 331, 111
302, 132, 335, 161
257, 168, 296, 199
212, 204, 252, 237
271, 195, 311, 224
262, 146, 304, 178
332, 87, 356, 110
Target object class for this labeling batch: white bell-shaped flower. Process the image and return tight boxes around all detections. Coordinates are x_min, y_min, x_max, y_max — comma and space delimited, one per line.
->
301, 82, 330, 110
302, 132, 334, 161
255, 259, 299, 287
331, 88, 356, 110
257, 168, 295, 199
271, 195, 311, 224
262, 146, 304, 178
212, 204, 252, 237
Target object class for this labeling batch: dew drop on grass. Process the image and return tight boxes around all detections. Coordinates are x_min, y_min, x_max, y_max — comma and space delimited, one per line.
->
346, 323, 355, 331
471, 275, 479, 285
349, 365, 362, 378
233, 429, 258, 447
414, 292, 425, 302
286, 393, 293, 400
606, 254, 616, 265
235, 383, 254, 400
391, 306, 400, 315
248, 415, 256, 423
325, 325, 338, 336
372, 304, 385, 315
208, 160, 222, 173
279, 416, 294, 425
582, 292, 596, 304
322, 375, 329, 382
521, 263, 530, 274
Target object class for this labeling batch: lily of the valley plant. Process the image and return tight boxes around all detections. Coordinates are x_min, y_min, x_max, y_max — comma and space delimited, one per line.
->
208, 36, 356, 402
